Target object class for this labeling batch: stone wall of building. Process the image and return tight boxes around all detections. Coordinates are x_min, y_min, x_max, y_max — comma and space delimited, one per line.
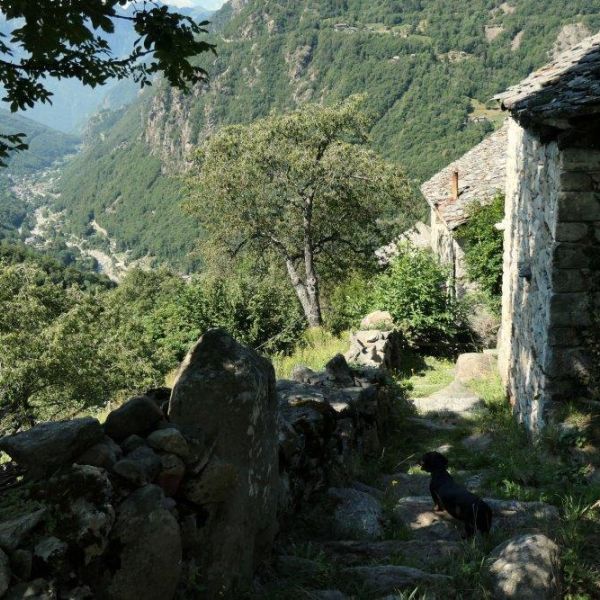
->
430, 208, 472, 298
499, 118, 600, 432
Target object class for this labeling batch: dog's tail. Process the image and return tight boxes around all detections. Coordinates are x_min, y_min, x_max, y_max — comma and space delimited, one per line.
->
474, 500, 492, 533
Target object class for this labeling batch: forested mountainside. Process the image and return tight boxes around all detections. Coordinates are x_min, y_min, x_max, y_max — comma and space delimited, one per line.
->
0, 112, 79, 243
56, 0, 600, 270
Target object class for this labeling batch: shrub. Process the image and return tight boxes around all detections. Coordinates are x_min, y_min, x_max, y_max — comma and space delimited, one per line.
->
372, 246, 463, 351
455, 194, 505, 299
324, 272, 374, 334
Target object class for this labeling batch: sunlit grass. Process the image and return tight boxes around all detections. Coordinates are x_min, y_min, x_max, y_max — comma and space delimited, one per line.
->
270, 328, 349, 380
398, 354, 455, 398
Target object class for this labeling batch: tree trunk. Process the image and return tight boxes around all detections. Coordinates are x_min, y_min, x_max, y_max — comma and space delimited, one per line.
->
301, 191, 323, 327
285, 259, 323, 327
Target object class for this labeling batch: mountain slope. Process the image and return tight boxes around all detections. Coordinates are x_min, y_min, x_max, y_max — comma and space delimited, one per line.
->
0, 111, 80, 242
56, 0, 600, 270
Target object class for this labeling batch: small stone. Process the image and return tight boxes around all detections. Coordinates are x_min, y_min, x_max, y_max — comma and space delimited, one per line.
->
488, 533, 560, 599
147, 428, 190, 459
10, 549, 32, 581
156, 453, 186, 497
113, 446, 161, 486
328, 487, 384, 540
65, 586, 93, 599
70, 498, 115, 564
121, 434, 146, 454
33, 537, 67, 566
290, 365, 320, 384
76, 436, 123, 469
104, 396, 165, 442
0, 548, 10, 597
0, 509, 46, 553
0, 418, 103, 475
5, 578, 56, 600
40, 464, 112, 505
325, 354, 355, 386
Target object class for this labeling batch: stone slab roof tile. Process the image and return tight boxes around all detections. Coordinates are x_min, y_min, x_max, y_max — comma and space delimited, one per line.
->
420, 124, 507, 230
495, 32, 600, 124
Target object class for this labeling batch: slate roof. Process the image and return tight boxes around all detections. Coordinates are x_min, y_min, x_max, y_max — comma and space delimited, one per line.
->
495, 32, 600, 125
420, 124, 508, 230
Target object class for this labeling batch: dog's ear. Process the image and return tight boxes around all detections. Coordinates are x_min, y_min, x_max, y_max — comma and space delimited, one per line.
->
438, 453, 449, 469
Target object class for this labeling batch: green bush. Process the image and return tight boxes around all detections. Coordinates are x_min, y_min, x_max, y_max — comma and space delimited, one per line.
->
455, 195, 505, 298
372, 247, 463, 350
324, 272, 374, 334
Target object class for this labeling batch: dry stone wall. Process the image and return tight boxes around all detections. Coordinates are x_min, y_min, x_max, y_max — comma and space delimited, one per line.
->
499, 118, 600, 432
0, 330, 396, 599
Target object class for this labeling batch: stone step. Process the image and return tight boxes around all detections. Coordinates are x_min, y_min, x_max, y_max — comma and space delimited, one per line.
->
393, 496, 559, 541
411, 379, 484, 416
340, 564, 451, 596
321, 539, 461, 570
407, 416, 459, 431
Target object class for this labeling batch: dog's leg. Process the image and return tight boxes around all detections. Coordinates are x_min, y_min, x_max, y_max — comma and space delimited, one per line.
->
430, 491, 443, 512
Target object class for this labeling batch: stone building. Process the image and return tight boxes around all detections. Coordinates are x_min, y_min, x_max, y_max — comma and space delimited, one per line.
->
496, 33, 600, 432
420, 124, 508, 296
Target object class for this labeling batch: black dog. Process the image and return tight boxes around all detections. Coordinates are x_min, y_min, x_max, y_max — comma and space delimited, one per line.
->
420, 451, 492, 538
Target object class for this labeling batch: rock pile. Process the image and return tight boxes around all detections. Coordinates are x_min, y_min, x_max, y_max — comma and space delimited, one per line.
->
278, 353, 394, 510
0, 331, 396, 599
345, 330, 404, 370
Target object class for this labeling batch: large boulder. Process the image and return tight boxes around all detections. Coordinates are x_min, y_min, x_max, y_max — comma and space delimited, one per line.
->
345, 330, 403, 371
0, 418, 103, 474
455, 352, 498, 384
360, 311, 394, 331
488, 533, 560, 599
76, 436, 123, 470
0, 509, 46, 552
104, 396, 165, 442
168, 329, 279, 595
327, 487, 384, 540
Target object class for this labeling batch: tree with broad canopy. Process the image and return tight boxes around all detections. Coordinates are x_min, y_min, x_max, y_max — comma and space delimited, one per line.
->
185, 96, 415, 327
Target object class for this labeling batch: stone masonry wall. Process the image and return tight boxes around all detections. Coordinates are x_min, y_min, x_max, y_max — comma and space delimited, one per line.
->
499, 118, 600, 432
0, 331, 395, 599
430, 208, 473, 298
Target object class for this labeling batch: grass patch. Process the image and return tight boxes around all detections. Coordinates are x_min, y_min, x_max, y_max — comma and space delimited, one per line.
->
397, 354, 455, 398
270, 328, 349, 379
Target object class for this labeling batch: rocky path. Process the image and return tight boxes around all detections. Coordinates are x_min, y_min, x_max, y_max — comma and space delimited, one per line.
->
260, 353, 561, 599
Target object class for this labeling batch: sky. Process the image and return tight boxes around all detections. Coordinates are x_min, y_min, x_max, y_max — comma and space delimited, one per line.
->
163, 0, 228, 9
